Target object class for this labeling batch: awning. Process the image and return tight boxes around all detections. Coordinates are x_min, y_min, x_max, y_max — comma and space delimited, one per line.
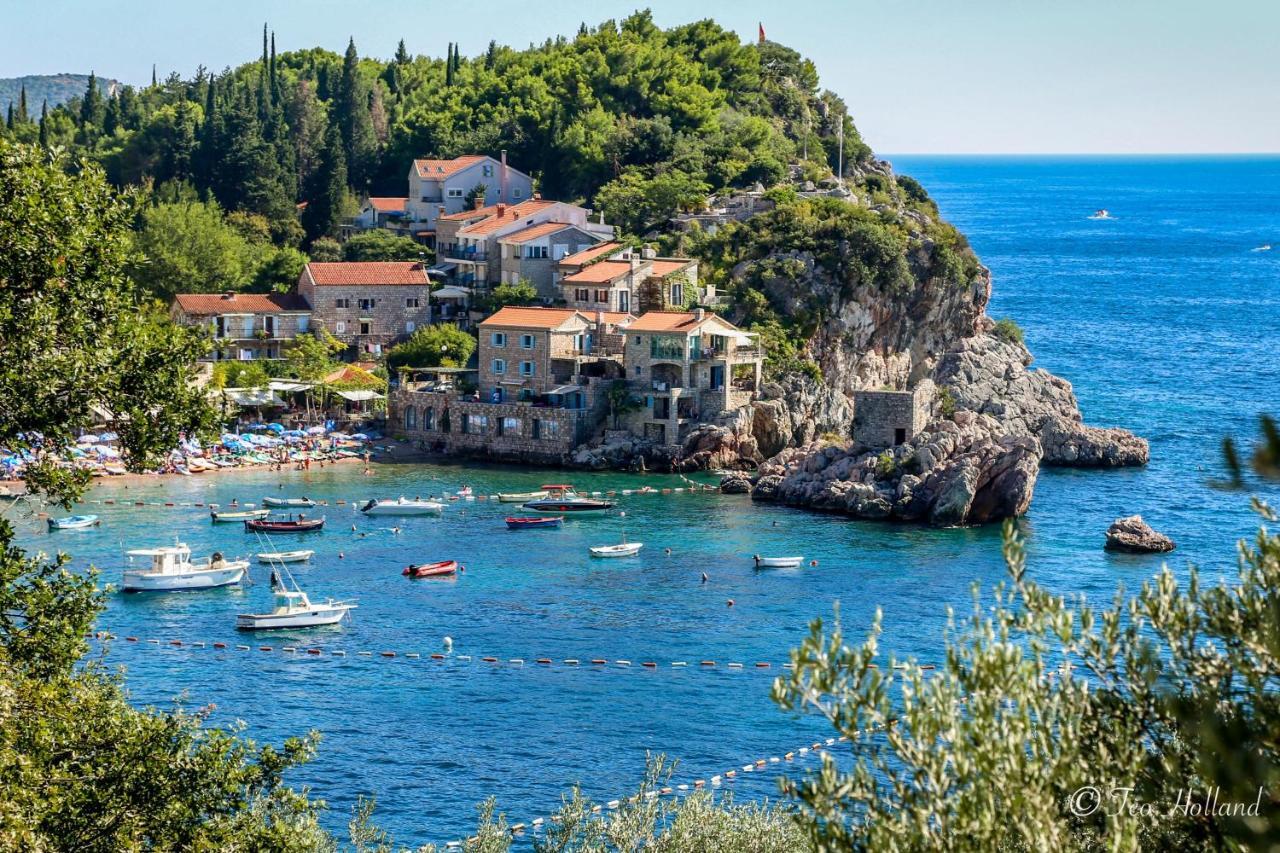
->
269, 380, 315, 393
545, 385, 582, 395
427, 262, 456, 276
432, 285, 470, 300
219, 388, 285, 407
332, 389, 386, 402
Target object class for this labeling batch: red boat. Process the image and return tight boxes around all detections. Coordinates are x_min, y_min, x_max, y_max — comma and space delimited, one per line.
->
403, 560, 458, 578
244, 515, 325, 533
505, 516, 564, 530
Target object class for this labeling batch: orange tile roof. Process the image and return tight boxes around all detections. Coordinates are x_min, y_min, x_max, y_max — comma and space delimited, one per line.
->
479, 307, 585, 330
498, 221, 577, 244
305, 262, 429, 286
561, 260, 633, 285
647, 258, 696, 277
576, 310, 633, 326
457, 200, 558, 236
366, 196, 408, 212
626, 311, 721, 333
173, 292, 309, 315
557, 241, 620, 267
412, 155, 486, 180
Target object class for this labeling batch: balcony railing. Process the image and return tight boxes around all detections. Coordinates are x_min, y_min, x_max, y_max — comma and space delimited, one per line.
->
694, 346, 763, 361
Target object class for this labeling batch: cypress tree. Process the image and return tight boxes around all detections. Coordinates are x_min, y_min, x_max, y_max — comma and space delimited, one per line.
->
302, 122, 347, 242
335, 38, 375, 187
6, 104, 14, 131
80, 72, 102, 129
17, 85, 28, 123
395, 39, 409, 65
38, 101, 48, 146
270, 32, 279, 105
452, 43, 461, 76
151, 64, 157, 87
103, 93, 120, 136
485, 40, 497, 69
445, 43, 455, 87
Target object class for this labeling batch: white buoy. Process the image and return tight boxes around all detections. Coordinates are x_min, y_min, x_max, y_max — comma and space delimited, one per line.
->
443, 636, 453, 651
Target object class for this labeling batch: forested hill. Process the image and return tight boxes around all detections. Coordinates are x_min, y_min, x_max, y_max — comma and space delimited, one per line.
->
0, 12, 870, 245
1, 74, 118, 116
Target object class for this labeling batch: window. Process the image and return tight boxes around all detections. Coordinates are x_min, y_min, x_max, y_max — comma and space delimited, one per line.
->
334, 298, 351, 309
531, 418, 541, 439
633, 335, 641, 345
406, 297, 420, 308
490, 332, 506, 347
542, 420, 560, 439
492, 358, 506, 375
446, 188, 464, 198
512, 188, 523, 199
423, 407, 435, 431
404, 407, 417, 429
467, 414, 489, 435
594, 289, 608, 303
526, 245, 548, 259
482, 164, 494, 177
671, 283, 683, 305
335, 321, 347, 334
575, 288, 589, 302
502, 416, 521, 436
360, 321, 371, 335
618, 291, 629, 312
520, 334, 535, 349
406, 321, 416, 333
359, 298, 376, 310
634, 366, 641, 376
519, 361, 535, 377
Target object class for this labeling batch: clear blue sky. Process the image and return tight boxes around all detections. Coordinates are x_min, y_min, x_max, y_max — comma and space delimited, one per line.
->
2, 0, 1277, 153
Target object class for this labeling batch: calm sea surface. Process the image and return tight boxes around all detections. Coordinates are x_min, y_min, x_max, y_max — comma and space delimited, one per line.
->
11, 156, 1280, 844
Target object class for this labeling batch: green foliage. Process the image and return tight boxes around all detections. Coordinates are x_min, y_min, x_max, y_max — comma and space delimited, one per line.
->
874, 449, 896, 478
385, 323, 476, 372
993, 316, 1025, 346
210, 360, 271, 389
281, 328, 346, 381
596, 169, 710, 235
130, 199, 253, 298
605, 379, 642, 429
309, 236, 344, 262
343, 229, 429, 262
490, 278, 538, 308
936, 386, 956, 419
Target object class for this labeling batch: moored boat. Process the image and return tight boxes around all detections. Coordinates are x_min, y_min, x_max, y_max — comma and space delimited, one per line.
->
590, 541, 643, 558
402, 559, 458, 578
263, 496, 318, 508
256, 549, 315, 564
244, 515, 325, 533
523, 485, 614, 514
235, 566, 355, 629
48, 514, 99, 530
505, 516, 563, 530
753, 555, 804, 569
361, 497, 444, 516
211, 508, 271, 523
499, 490, 548, 503
123, 544, 248, 592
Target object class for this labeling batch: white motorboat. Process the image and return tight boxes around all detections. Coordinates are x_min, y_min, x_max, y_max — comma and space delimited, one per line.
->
263, 496, 318, 508
48, 514, 99, 530
211, 508, 270, 523
590, 541, 643, 558
256, 549, 315, 564
498, 490, 548, 503
360, 497, 444, 516
523, 485, 614, 514
236, 565, 355, 630
753, 555, 804, 569
122, 544, 248, 592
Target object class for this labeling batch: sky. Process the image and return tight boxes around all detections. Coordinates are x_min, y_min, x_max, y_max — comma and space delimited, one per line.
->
2, 0, 1277, 154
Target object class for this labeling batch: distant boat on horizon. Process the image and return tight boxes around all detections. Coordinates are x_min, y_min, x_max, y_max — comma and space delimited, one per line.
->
1250, 243, 1272, 252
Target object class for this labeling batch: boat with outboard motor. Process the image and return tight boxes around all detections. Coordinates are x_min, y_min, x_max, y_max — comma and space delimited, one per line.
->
122, 543, 248, 592
211, 508, 270, 523
361, 497, 445, 516
48, 514, 99, 530
522, 485, 614, 514
244, 515, 325, 533
235, 564, 355, 629
505, 516, 563, 530
403, 559, 458, 578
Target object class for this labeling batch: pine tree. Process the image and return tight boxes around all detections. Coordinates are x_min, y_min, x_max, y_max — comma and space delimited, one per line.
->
38, 101, 48, 146
302, 122, 347, 242
80, 72, 103, 129
485, 40, 498, 69
395, 39, 409, 65
335, 38, 375, 188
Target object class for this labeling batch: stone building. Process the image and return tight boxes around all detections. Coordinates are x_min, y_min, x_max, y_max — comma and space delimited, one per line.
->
476, 307, 627, 405
170, 292, 312, 362
495, 222, 605, 300
852, 383, 933, 449
558, 246, 701, 315
296, 261, 434, 356
403, 153, 534, 238
622, 309, 763, 446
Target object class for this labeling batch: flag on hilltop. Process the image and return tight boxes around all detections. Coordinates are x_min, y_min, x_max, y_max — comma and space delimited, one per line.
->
758, 23, 766, 44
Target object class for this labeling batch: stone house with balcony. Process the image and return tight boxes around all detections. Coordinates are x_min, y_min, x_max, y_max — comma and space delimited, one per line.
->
558, 246, 702, 315
496, 222, 606, 300
622, 309, 763, 446
170, 292, 312, 361
352, 196, 410, 233
296, 261, 434, 356
403, 153, 533, 240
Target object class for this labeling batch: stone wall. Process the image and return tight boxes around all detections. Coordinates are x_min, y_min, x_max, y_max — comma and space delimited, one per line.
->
302, 284, 433, 353
852, 383, 932, 449
391, 390, 590, 462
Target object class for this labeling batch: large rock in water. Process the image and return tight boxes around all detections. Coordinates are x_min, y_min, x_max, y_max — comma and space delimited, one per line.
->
1105, 515, 1176, 553
1039, 416, 1149, 467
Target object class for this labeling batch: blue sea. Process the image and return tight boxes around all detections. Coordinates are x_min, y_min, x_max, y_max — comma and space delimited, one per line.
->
10, 156, 1280, 846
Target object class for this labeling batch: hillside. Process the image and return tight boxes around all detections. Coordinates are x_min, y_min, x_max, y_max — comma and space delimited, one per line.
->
0, 74, 117, 115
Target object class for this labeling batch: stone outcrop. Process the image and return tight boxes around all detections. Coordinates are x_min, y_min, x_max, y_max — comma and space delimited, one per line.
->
1039, 416, 1150, 467
736, 412, 1040, 526
1104, 515, 1176, 553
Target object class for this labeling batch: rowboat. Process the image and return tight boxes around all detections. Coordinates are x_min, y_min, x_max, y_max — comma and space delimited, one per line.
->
123, 544, 247, 592
263, 496, 318, 508
590, 541, 643, 558
523, 485, 614, 514
256, 549, 314, 564
48, 514, 99, 530
244, 516, 325, 533
753, 555, 804, 569
361, 497, 444, 516
403, 559, 458, 578
505, 516, 563, 530
236, 565, 355, 629
211, 508, 270, 523
499, 490, 548, 503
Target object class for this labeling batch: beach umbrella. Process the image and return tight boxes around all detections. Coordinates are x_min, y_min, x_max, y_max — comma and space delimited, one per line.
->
283, 429, 307, 437
248, 423, 270, 431
98, 431, 119, 441
92, 445, 121, 458
265, 423, 285, 434
77, 434, 99, 444
306, 425, 326, 435
351, 433, 369, 441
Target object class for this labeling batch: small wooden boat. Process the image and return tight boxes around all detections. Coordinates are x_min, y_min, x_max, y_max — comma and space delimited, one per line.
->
753, 555, 804, 569
505, 516, 563, 530
523, 485, 614, 514
256, 549, 315, 564
403, 559, 458, 578
48, 514, 98, 530
263, 496, 318, 508
361, 497, 444, 516
499, 490, 548, 503
244, 516, 325, 533
211, 508, 270, 523
590, 541, 643, 558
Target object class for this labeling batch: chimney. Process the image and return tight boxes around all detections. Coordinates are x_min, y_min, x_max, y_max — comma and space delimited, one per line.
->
496, 203, 506, 218
641, 246, 655, 260
533, 192, 541, 200
596, 310, 605, 326
473, 195, 484, 210
629, 256, 640, 271
695, 307, 705, 321
222, 291, 235, 300
437, 205, 446, 219
500, 149, 508, 202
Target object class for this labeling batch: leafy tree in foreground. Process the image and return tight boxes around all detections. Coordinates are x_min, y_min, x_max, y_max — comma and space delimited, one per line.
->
343, 229, 429, 262
385, 323, 476, 372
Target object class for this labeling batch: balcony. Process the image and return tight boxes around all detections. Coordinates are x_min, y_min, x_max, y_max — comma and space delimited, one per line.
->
649, 341, 687, 361
444, 247, 488, 264
693, 346, 763, 361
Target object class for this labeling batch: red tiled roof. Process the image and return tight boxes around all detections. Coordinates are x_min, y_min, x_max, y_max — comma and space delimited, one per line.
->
626, 311, 731, 333
561, 260, 633, 285
557, 241, 620, 267
412, 155, 486, 180
647, 258, 696, 277
479, 307, 585, 330
456, 200, 558, 236
576, 310, 633, 326
173, 292, 309, 315
366, 196, 408, 212
305, 262, 429, 286
498, 221, 576, 244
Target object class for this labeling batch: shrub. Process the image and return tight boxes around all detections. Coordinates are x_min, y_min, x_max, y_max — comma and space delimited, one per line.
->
993, 317, 1024, 346
937, 386, 956, 419
874, 449, 896, 479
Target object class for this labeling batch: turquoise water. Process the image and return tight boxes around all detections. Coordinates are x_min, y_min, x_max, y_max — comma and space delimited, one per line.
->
12, 156, 1280, 844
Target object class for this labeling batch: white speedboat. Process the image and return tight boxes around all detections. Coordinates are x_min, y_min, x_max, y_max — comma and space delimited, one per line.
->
211, 508, 270, 523
263, 496, 318, 508
123, 544, 248, 592
48, 514, 99, 530
360, 497, 444, 516
753, 555, 804, 569
256, 549, 315, 564
590, 541, 643, 558
523, 485, 614, 514
499, 490, 548, 503
236, 566, 355, 630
